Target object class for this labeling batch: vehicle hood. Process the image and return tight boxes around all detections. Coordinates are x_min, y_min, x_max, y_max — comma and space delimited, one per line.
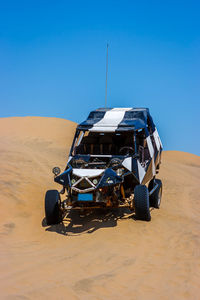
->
72, 168, 105, 177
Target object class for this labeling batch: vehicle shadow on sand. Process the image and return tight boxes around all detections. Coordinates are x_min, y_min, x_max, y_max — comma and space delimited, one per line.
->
42, 208, 136, 236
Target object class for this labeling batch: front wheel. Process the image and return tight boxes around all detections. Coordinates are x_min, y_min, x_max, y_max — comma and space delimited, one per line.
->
134, 185, 151, 221
45, 190, 62, 225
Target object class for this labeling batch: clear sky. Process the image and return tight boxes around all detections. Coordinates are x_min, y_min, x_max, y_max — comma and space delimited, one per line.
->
0, 0, 199, 155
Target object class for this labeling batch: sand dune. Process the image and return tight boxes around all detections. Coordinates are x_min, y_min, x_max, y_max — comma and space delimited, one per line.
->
0, 117, 200, 300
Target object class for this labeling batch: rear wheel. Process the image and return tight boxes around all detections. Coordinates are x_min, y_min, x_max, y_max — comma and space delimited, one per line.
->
148, 179, 162, 208
45, 190, 62, 225
134, 185, 151, 221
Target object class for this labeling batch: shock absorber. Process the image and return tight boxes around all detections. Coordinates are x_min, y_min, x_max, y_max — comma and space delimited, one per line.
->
120, 184, 125, 199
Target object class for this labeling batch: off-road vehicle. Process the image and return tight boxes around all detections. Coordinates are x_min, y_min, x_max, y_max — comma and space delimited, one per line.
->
45, 107, 163, 223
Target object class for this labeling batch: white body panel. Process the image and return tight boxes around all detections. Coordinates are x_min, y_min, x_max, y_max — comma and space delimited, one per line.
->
72, 168, 105, 178
89, 108, 132, 132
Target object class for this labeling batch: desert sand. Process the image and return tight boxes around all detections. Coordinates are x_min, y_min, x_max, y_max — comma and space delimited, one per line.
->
0, 116, 199, 300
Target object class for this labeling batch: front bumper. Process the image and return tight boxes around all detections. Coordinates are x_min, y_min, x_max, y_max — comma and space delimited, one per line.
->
70, 168, 123, 193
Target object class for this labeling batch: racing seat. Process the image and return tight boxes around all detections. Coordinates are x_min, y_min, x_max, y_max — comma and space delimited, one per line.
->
113, 135, 124, 155
76, 137, 97, 154
99, 136, 113, 155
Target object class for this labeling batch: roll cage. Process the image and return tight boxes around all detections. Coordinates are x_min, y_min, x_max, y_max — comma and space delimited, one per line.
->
70, 127, 153, 167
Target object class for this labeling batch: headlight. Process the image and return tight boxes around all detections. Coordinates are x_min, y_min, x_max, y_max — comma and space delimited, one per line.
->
116, 168, 123, 176
71, 178, 76, 185
107, 179, 114, 184
106, 178, 114, 184
52, 166, 61, 176
92, 178, 98, 185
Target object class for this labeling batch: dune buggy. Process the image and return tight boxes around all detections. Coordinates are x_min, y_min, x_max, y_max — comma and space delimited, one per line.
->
45, 107, 163, 223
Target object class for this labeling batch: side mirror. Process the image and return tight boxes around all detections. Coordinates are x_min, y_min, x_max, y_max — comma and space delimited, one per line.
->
52, 167, 61, 176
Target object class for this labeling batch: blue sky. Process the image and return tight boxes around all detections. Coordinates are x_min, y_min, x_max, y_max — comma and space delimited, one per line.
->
0, 0, 199, 155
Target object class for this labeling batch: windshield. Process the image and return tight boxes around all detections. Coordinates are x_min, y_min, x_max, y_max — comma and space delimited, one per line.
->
71, 130, 135, 156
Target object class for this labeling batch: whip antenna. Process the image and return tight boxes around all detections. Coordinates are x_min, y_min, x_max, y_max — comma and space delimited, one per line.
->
105, 43, 109, 108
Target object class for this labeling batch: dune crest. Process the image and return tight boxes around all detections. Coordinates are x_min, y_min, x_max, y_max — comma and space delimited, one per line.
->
0, 117, 199, 300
